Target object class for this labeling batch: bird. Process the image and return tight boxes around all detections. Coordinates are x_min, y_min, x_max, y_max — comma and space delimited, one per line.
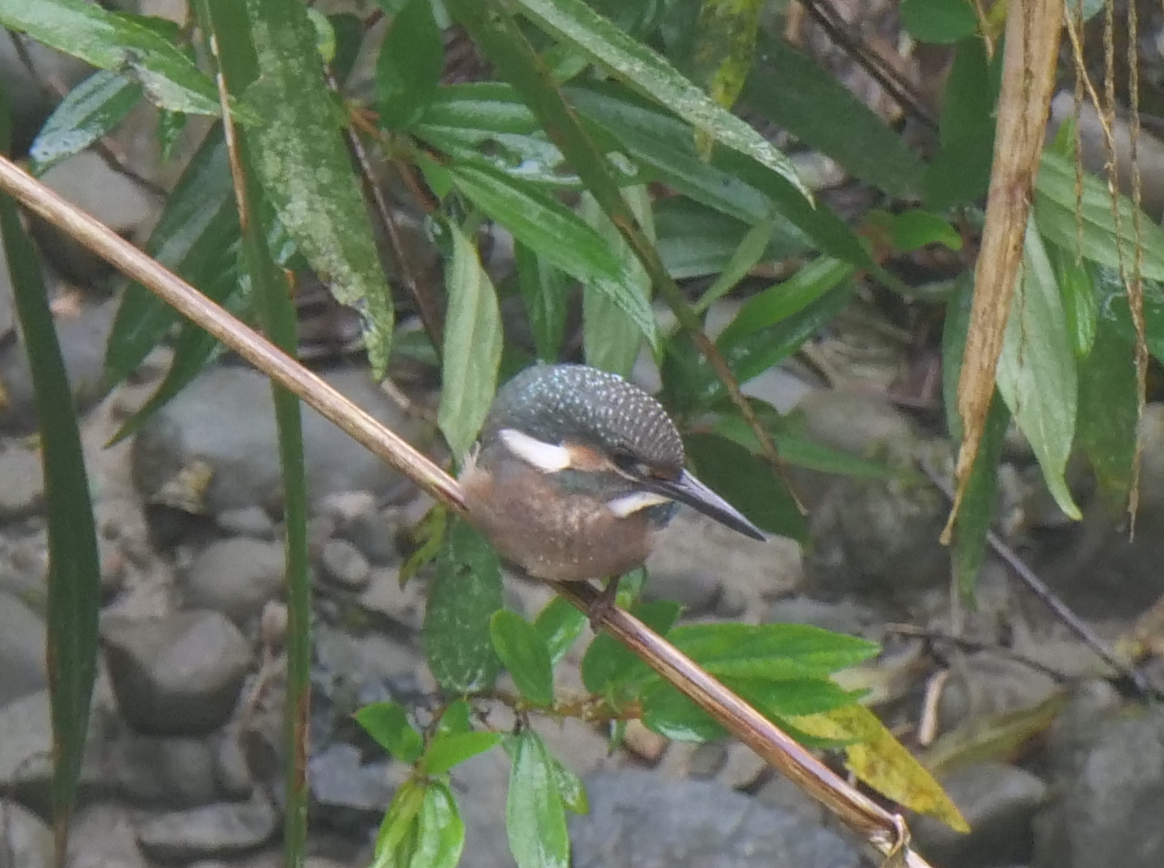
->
458, 364, 765, 612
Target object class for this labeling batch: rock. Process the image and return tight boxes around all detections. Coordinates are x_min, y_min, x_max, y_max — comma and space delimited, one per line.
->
0, 690, 108, 815
212, 733, 253, 800
0, 590, 47, 707
1035, 678, 1122, 784
645, 511, 801, 622
0, 300, 116, 435
0, 447, 44, 520
912, 762, 1048, 868
214, 506, 277, 539
135, 794, 278, 862
333, 501, 401, 566
307, 742, 395, 831
937, 655, 1060, 736
111, 732, 220, 808
1034, 706, 1164, 868
0, 35, 92, 155
0, 800, 52, 868
182, 538, 286, 625
131, 367, 429, 523
102, 610, 253, 736
317, 538, 371, 591
569, 770, 861, 868
68, 804, 149, 868
32, 151, 160, 284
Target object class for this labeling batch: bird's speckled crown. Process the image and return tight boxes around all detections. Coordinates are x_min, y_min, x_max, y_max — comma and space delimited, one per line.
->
482, 364, 684, 471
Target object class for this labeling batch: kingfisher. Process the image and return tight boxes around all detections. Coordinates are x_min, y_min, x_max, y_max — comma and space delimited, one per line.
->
459, 364, 765, 607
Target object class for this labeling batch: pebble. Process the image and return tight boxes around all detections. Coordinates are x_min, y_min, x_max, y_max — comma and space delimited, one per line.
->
102, 610, 253, 736
0, 800, 52, 868
111, 732, 220, 808
0, 590, 47, 707
69, 804, 150, 868
0, 447, 45, 520
317, 538, 371, 591
570, 770, 861, 868
182, 537, 287, 625
135, 794, 279, 862
130, 366, 429, 524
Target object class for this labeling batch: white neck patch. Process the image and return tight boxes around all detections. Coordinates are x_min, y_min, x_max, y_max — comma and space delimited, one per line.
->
606, 490, 673, 517
498, 428, 572, 472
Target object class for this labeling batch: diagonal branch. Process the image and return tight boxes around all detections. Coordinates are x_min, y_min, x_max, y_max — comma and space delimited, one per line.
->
0, 153, 935, 868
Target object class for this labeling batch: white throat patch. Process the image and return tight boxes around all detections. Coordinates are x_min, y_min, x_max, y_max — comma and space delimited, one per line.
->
606, 490, 673, 517
498, 428, 572, 472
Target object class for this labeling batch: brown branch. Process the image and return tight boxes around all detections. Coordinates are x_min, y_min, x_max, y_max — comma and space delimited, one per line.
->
0, 153, 934, 868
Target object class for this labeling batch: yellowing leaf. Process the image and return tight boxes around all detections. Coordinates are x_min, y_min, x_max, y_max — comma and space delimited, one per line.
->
792, 704, 969, 833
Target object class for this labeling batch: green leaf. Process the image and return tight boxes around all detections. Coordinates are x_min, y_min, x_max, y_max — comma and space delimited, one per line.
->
241, 0, 395, 373
901, 0, 978, 43
490, 610, 556, 707
1036, 151, 1164, 281
641, 682, 725, 742
515, 242, 570, 362
581, 599, 680, 693
509, 0, 809, 199
692, 220, 773, 314
996, 223, 1081, 519
413, 84, 573, 189
28, 71, 143, 175
0, 0, 224, 115
924, 37, 997, 209
374, 779, 426, 867
436, 699, 474, 735
666, 622, 880, 679
449, 163, 657, 349
105, 128, 238, 388
581, 188, 650, 376
533, 596, 588, 667
424, 519, 505, 693
742, 32, 924, 197
716, 256, 855, 346
438, 224, 504, 460
506, 731, 570, 868
1077, 302, 1139, 507
0, 91, 100, 857
413, 782, 465, 868
684, 433, 806, 542
377, 0, 444, 130
689, 0, 763, 119
1053, 246, 1098, 358
882, 210, 964, 253
566, 84, 778, 225
355, 702, 425, 763
422, 731, 505, 775
654, 197, 809, 279
547, 754, 588, 814
713, 415, 898, 479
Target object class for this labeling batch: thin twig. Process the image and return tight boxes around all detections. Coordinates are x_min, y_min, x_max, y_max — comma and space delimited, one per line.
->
920, 460, 1155, 698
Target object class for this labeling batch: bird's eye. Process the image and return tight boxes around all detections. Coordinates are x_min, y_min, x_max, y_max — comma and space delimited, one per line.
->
611, 450, 651, 478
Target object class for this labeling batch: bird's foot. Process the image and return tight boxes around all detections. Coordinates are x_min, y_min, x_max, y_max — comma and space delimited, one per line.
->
587, 575, 622, 631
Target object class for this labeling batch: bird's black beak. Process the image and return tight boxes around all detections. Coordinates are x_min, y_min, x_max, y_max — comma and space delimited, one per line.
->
641, 470, 766, 541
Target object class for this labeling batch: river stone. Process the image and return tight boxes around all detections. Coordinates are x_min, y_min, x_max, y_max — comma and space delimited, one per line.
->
131, 366, 428, 521
0, 444, 44, 522
1034, 705, 1164, 868
0, 800, 51, 868
570, 770, 861, 868
69, 804, 150, 868
0, 590, 47, 707
102, 610, 252, 735
135, 794, 278, 862
0, 300, 116, 435
912, 761, 1048, 868
182, 537, 286, 625
0, 690, 109, 814
317, 538, 371, 591
111, 732, 220, 808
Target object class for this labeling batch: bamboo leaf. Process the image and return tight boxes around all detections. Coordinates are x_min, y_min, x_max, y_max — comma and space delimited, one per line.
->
29, 71, 143, 175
